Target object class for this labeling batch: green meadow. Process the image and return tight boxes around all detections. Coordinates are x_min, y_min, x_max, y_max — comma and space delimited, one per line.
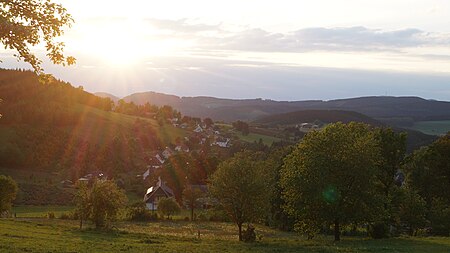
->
408, 120, 450, 136
1, 218, 450, 253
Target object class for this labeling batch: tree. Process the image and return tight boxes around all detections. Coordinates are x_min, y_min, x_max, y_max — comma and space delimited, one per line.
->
232, 121, 250, 135
407, 133, 450, 206
157, 197, 180, 219
0, 0, 75, 73
209, 151, 268, 241
74, 181, 90, 229
398, 187, 428, 236
372, 128, 407, 235
74, 180, 127, 228
281, 122, 382, 241
182, 185, 205, 221
0, 175, 18, 215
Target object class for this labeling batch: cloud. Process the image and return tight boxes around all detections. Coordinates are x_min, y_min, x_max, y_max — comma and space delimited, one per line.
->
145, 18, 222, 33
205, 26, 437, 52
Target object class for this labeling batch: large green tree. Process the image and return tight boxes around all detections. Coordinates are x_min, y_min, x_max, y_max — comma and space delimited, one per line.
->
157, 197, 181, 220
0, 175, 18, 215
74, 180, 127, 228
372, 128, 407, 235
209, 151, 268, 241
407, 133, 450, 235
281, 122, 382, 241
0, 0, 75, 73
182, 185, 205, 221
407, 133, 450, 205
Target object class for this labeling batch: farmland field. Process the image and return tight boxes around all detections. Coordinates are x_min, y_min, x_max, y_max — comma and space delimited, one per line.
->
12, 205, 74, 218
235, 132, 281, 146
1, 218, 450, 253
408, 120, 450, 136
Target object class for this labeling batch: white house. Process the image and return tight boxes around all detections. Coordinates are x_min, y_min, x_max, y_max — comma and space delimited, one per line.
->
144, 177, 175, 210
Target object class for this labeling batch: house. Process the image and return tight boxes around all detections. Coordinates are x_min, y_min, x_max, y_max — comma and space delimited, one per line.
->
155, 153, 165, 164
213, 137, 231, 148
142, 163, 160, 180
194, 125, 203, 133
162, 147, 173, 159
298, 123, 319, 131
78, 171, 107, 183
60, 180, 73, 188
144, 177, 175, 210
175, 144, 190, 153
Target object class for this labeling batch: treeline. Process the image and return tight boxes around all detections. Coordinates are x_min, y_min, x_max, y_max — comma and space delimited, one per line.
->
0, 69, 161, 174
208, 123, 450, 241
0, 69, 113, 125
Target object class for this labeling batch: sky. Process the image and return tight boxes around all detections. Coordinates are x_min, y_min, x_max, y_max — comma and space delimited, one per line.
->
1, 0, 450, 101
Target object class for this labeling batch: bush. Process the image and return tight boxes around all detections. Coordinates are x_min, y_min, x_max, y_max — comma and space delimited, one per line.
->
208, 209, 230, 222
47, 212, 55, 219
369, 222, 389, 239
430, 198, 450, 236
59, 212, 71, 220
128, 202, 157, 222
157, 198, 180, 220
242, 224, 256, 243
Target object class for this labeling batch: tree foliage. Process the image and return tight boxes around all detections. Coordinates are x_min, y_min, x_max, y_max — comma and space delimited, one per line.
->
407, 133, 450, 206
281, 122, 382, 241
157, 197, 180, 219
182, 185, 205, 221
0, 0, 75, 73
74, 180, 127, 228
209, 151, 269, 241
0, 175, 18, 214
372, 128, 407, 234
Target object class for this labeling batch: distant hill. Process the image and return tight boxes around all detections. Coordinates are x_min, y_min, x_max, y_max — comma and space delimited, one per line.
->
254, 110, 383, 126
253, 109, 436, 152
123, 92, 450, 124
94, 92, 120, 102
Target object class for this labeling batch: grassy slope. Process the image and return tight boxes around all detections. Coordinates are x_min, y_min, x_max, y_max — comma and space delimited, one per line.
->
12, 206, 74, 218
67, 104, 185, 146
1, 219, 450, 253
407, 120, 450, 136
235, 132, 281, 146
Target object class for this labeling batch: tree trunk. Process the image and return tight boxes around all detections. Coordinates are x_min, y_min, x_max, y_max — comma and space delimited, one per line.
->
238, 223, 243, 241
334, 218, 341, 241
191, 206, 194, 221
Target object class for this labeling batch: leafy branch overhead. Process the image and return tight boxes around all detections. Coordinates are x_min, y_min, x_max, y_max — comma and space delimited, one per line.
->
0, 0, 75, 73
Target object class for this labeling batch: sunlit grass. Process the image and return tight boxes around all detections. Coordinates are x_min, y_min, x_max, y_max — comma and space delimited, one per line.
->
1, 218, 449, 253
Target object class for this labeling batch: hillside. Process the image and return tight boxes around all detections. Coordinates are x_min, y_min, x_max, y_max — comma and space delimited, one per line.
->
94, 92, 120, 103
253, 109, 435, 152
123, 92, 450, 124
254, 110, 383, 126
0, 69, 183, 178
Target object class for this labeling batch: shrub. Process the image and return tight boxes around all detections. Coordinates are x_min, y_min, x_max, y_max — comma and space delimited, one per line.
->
59, 212, 71, 220
242, 224, 256, 243
47, 212, 55, 219
369, 222, 389, 239
157, 198, 180, 220
429, 198, 450, 236
128, 202, 157, 222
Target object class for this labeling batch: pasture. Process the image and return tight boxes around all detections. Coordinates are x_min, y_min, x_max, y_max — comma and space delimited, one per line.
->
1, 218, 450, 253
408, 120, 450, 136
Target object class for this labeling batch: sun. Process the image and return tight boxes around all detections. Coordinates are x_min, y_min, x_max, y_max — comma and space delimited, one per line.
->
78, 19, 182, 67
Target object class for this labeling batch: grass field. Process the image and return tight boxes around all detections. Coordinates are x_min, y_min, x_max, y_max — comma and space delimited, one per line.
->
11, 205, 74, 218
235, 132, 281, 146
1, 218, 450, 253
408, 120, 450, 136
